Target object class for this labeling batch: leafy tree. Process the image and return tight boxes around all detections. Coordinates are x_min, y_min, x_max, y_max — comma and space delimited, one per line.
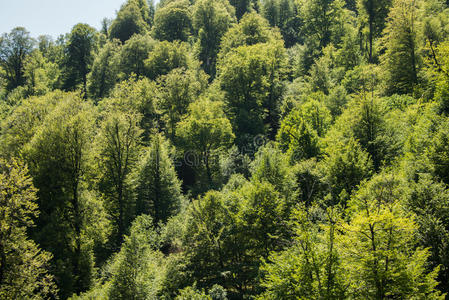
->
0, 27, 34, 91
321, 138, 373, 205
357, 0, 392, 62
176, 98, 234, 189
156, 67, 208, 139
261, 0, 302, 47
109, 0, 150, 43
106, 76, 158, 141
192, 0, 236, 76
380, 0, 418, 95
88, 40, 121, 99
145, 40, 190, 80
135, 133, 183, 224
0, 159, 57, 299
219, 12, 278, 58
0, 91, 66, 158
24, 93, 96, 297
250, 142, 297, 206
277, 109, 320, 162
296, 0, 347, 50
338, 173, 444, 299
23, 49, 60, 96
217, 40, 287, 146
152, 0, 192, 42
108, 215, 164, 300
258, 206, 345, 299
425, 118, 449, 185
183, 180, 287, 297
95, 110, 143, 245
326, 95, 400, 170
406, 174, 449, 294
63, 23, 98, 95
119, 33, 156, 79
229, 0, 252, 20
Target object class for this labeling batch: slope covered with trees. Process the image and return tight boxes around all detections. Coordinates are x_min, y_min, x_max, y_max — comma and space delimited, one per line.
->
1, 0, 449, 298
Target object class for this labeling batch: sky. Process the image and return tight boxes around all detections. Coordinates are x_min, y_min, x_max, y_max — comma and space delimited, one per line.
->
0, 0, 132, 38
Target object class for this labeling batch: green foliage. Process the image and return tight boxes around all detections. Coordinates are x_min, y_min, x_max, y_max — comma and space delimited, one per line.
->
357, 0, 392, 62
108, 215, 165, 299
0, 159, 57, 299
261, 0, 302, 47
95, 109, 143, 244
156, 67, 208, 139
134, 133, 183, 223
145, 40, 190, 80
258, 206, 345, 299
3, 1, 449, 298
176, 97, 234, 190
217, 39, 287, 145
338, 173, 444, 299
87, 40, 121, 99
380, 0, 418, 95
23, 50, 60, 96
152, 0, 192, 42
63, 23, 98, 94
219, 12, 279, 58
119, 33, 156, 79
109, 0, 150, 43
192, 0, 236, 76
0, 27, 34, 91
321, 137, 373, 205
0, 90, 64, 157
23, 93, 97, 297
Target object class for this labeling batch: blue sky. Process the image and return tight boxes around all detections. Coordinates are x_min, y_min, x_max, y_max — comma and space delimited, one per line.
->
0, 0, 133, 38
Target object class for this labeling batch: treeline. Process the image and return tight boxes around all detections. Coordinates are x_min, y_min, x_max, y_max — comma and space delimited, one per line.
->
1, 0, 449, 298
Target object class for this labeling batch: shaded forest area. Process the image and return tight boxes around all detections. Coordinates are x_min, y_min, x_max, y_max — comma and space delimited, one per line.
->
2, 0, 449, 298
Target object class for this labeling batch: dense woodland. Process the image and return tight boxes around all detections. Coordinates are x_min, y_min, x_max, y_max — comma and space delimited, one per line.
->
1, 0, 449, 298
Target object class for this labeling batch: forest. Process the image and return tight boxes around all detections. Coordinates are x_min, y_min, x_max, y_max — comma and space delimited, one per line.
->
1, 0, 449, 298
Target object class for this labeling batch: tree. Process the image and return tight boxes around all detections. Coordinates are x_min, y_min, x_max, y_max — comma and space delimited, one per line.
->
0, 159, 57, 299
176, 98, 234, 189
277, 110, 320, 162
218, 12, 278, 58
95, 110, 143, 245
338, 173, 444, 299
152, 0, 192, 42
135, 133, 183, 224
88, 40, 121, 99
145, 40, 190, 80
296, 0, 346, 50
183, 181, 287, 298
156, 67, 208, 139
217, 40, 287, 146
0, 27, 34, 91
357, 0, 392, 62
24, 93, 96, 298
192, 0, 236, 77
229, 0, 252, 20
407, 174, 449, 294
380, 0, 418, 95
250, 142, 297, 206
108, 215, 165, 300
109, 0, 150, 43
258, 206, 345, 299
0, 91, 65, 158
321, 138, 373, 205
63, 23, 97, 95
119, 34, 156, 79
106, 77, 159, 142
23, 49, 60, 96
261, 0, 302, 47
425, 118, 449, 185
